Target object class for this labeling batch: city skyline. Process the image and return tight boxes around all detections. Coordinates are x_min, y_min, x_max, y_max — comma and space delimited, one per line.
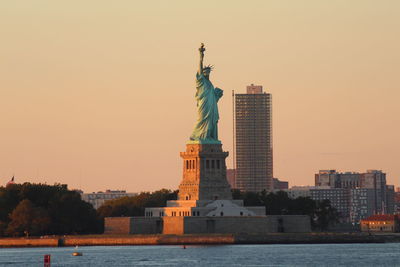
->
1, 1, 399, 192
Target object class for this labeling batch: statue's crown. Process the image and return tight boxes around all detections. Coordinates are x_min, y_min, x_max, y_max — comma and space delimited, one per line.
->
204, 64, 214, 70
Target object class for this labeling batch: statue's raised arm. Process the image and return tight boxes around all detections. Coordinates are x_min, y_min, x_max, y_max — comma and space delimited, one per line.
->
198, 43, 205, 75
190, 43, 222, 144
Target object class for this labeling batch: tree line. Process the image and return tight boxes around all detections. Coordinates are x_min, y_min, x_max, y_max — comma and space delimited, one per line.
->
0, 183, 339, 237
232, 189, 340, 230
0, 183, 101, 237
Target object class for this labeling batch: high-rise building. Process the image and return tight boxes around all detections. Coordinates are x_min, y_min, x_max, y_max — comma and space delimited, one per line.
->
361, 170, 387, 213
395, 187, 400, 214
386, 185, 395, 214
234, 84, 272, 192
315, 170, 338, 187
314, 169, 395, 222
315, 169, 388, 203
315, 170, 360, 189
350, 188, 377, 223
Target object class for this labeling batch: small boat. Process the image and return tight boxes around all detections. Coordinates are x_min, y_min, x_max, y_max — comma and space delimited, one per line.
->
72, 252, 83, 256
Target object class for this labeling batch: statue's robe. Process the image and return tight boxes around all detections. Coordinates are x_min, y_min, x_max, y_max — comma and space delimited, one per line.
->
190, 72, 223, 142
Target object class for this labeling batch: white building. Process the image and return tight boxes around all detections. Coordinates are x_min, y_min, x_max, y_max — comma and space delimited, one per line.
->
81, 190, 137, 209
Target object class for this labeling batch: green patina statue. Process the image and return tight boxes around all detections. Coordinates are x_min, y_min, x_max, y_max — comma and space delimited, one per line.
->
189, 43, 223, 144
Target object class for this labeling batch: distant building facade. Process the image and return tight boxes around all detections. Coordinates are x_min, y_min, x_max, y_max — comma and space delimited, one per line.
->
81, 190, 137, 209
361, 170, 387, 214
284, 169, 395, 223
315, 170, 392, 210
279, 186, 324, 199
386, 185, 395, 214
226, 169, 236, 189
395, 187, 400, 214
235, 84, 273, 192
272, 178, 289, 190
315, 170, 360, 188
313, 169, 395, 222
349, 188, 377, 223
310, 188, 350, 222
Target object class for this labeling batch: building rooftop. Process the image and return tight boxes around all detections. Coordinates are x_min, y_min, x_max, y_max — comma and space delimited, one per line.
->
361, 214, 399, 221
290, 186, 331, 190
246, 84, 263, 94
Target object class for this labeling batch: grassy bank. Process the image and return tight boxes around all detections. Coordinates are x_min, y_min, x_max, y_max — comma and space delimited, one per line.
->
1, 233, 400, 248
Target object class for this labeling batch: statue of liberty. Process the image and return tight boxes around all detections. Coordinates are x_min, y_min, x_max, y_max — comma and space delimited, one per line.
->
189, 43, 223, 144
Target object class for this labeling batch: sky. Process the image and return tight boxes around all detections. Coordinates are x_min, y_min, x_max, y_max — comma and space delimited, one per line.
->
1, 0, 399, 192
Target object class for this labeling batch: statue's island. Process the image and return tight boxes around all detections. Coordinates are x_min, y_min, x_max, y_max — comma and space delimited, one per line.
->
105, 44, 310, 235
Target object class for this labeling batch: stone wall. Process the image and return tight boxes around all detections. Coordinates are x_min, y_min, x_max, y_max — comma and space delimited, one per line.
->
163, 215, 310, 234
206, 217, 272, 234
163, 217, 186, 234
104, 217, 132, 234
270, 215, 311, 233
131, 217, 162, 234
104, 217, 162, 234
0, 237, 59, 247
106, 215, 311, 235
4, 233, 400, 247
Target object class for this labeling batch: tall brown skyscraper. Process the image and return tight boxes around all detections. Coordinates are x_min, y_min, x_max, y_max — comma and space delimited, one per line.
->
234, 84, 273, 192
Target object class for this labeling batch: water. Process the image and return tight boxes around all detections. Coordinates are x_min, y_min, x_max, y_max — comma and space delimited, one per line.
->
0, 243, 399, 266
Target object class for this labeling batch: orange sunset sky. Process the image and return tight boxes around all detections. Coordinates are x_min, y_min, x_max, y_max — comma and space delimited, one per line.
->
1, 1, 399, 192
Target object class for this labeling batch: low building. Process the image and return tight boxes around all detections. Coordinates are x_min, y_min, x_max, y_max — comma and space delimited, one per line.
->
145, 199, 265, 218
360, 214, 400, 232
81, 190, 137, 209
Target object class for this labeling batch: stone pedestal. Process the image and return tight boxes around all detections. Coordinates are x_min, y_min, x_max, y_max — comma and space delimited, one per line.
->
145, 143, 266, 220
178, 144, 232, 201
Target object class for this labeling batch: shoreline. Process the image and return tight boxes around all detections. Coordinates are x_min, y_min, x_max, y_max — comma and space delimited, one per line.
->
1, 233, 400, 248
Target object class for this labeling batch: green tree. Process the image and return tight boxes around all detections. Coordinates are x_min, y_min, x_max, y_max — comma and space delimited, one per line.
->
48, 190, 101, 234
6, 199, 51, 237
0, 183, 102, 236
262, 191, 292, 215
0, 221, 7, 236
0, 184, 22, 223
232, 189, 339, 231
313, 199, 340, 231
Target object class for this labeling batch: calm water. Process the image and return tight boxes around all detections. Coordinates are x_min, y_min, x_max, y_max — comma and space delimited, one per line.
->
0, 244, 399, 266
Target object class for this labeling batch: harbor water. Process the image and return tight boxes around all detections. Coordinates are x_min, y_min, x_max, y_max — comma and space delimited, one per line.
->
0, 243, 399, 266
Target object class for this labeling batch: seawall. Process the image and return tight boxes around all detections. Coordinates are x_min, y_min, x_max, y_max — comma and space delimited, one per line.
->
64, 234, 234, 246
0, 237, 59, 248
1, 233, 400, 248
